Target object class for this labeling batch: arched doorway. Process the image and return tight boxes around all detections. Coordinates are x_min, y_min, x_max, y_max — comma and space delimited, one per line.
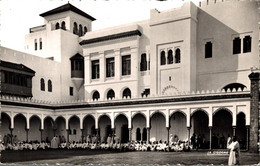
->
43, 117, 54, 143
191, 110, 209, 149
169, 111, 187, 141
29, 115, 41, 142
83, 115, 95, 138
0, 113, 11, 139
150, 112, 167, 141
55, 116, 66, 138
212, 109, 233, 149
132, 113, 146, 141
13, 114, 27, 141
69, 116, 81, 142
236, 112, 246, 149
115, 114, 129, 143
98, 115, 111, 143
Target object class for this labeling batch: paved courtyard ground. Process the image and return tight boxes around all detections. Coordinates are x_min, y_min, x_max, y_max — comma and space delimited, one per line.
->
1, 149, 260, 165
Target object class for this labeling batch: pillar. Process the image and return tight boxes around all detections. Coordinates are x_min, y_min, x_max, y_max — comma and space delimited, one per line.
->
40, 129, 43, 142
209, 127, 212, 150
129, 128, 132, 142
66, 129, 70, 144
10, 128, 13, 144
246, 126, 250, 151
232, 126, 236, 136
26, 129, 29, 142
81, 129, 84, 142
146, 127, 150, 142
96, 129, 100, 142
248, 72, 259, 153
166, 127, 170, 143
187, 127, 191, 145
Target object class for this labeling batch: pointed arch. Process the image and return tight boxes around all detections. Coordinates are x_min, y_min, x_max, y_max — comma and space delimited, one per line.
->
167, 49, 173, 64
160, 50, 166, 65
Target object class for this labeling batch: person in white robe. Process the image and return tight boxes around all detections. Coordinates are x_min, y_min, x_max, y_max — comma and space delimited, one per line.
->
227, 136, 240, 165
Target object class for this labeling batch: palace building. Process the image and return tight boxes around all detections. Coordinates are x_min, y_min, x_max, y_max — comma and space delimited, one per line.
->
0, 0, 259, 152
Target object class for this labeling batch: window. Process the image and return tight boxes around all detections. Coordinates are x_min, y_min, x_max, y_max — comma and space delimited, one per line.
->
122, 55, 131, 76
39, 38, 42, 50
73, 22, 78, 35
233, 37, 241, 54
48, 80, 52, 92
84, 26, 88, 34
55, 23, 60, 29
123, 88, 131, 99
92, 60, 100, 79
34, 39, 37, 51
175, 48, 181, 63
141, 89, 150, 98
70, 87, 73, 96
79, 24, 83, 37
72, 60, 84, 71
167, 50, 173, 64
107, 89, 115, 100
243, 36, 251, 53
140, 53, 147, 71
205, 42, 212, 58
92, 91, 100, 101
106, 58, 115, 77
61, 21, 66, 30
40, 78, 45, 91
160, 51, 166, 65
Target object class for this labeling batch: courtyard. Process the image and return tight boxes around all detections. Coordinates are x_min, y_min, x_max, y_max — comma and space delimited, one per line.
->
1, 149, 260, 165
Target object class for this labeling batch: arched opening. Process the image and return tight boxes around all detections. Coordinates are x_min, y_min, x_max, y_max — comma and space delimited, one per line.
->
1, 113, 11, 142
175, 48, 181, 63
83, 115, 95, 142
84, 26, 88, 34
98, 115, 111, 143
40, 78, 45, 91
92, 91, 100, 101
29, 116, 41, 142
150, 112, 167, 141
39, 38, 42, 50
167, 49, 173, 64
43, 117, 54, 143
48, 80, 52, 92
61, 21, 66, 30
13, 114, 27, 141
236, 112, 246, 149
55, 116, 66, 139
68, 116, 80, 142
79, 24, 83, 36
122, 88, 131, 99
107, 89, 115, 100
115, 114, 129, 143
222, 83, 246, 92
132, 113, 146, 141
169, 111, 187, 141
160, 51, 166, 65
212, 109, 233, 149
191, 110, 209, 149
140, 53, 147, 71
55, 22, 60, 30
34, 39, 37, 51
73, 22, 78, 35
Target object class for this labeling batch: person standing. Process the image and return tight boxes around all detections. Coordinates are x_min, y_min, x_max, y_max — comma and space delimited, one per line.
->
227, 136, 240, 165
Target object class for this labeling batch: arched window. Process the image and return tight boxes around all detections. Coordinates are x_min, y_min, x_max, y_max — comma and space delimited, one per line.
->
84, 26, 88, 34
73, 22, 78, 35
167, 49, 173, 64
92, 91, 100, 101
140, 53, 147, 71
122, 88, 131, 99
222, 83, 246, 92
107, 89, 115, 100
61, 21, 66, 30
40, 78, 45, 91
175, 48, 181, 63
34, 39, 37, 51
48, 80, 52, 92
160, 51, 166, 65
79, 24, 83, 37
55, 23, 60, 30
39, 38, 42, 50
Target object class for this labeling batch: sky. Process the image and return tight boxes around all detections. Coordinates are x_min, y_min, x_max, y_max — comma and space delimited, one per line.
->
0, 0, 200, 52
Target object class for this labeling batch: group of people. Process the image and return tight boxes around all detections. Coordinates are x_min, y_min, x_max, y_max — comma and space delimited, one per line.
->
190, 133, 207, 149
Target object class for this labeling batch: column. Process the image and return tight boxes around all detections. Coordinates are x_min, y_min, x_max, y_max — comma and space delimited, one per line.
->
40, 129, 43, 142
26, 129, 29, 142
128, 128, 132, 142
141, 131, 143, 141
246, 126, 250, 151
99, 52, 105, 83
187, 127, 191, 145
146, 127, 150, 142
114, 49, 121, 81
232, 126, 236, 136
96, 129, 100, 142
209, 127, 212, 150
166, 127, 170, 143
84, 56, 91, 85
10, 128, 13, 144
81, 129, 84, 142
66, 129, 70, 144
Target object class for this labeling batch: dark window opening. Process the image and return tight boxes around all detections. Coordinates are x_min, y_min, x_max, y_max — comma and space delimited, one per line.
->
79, 24, 83, 37
140, 53, 147, 71
122, 55, 131, 76
73, 22, 78, 35
141, 88, 150, 97
70, 87, 73, 96
167, 50, 173, 64
92, 60, 100, 79
3, 71, 29, 87
73, 129, 77, 135
107, 89, 115, 100
175, 48, 181, 63
205, 42, 212, 58
233, 37, 241, 54
34, 39, 37, 51
84, 26, 88, 34
92, 91, 100, 101
55, 23, 60, 30
106, 58, 115, 77
61, 21, 66, 30
160, 51, 166, 65
123, 88, 131, 99
40, 78, 45, 91
39, 38, 42, 50
243, 36, 251, 53
48, 80, 52, 92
